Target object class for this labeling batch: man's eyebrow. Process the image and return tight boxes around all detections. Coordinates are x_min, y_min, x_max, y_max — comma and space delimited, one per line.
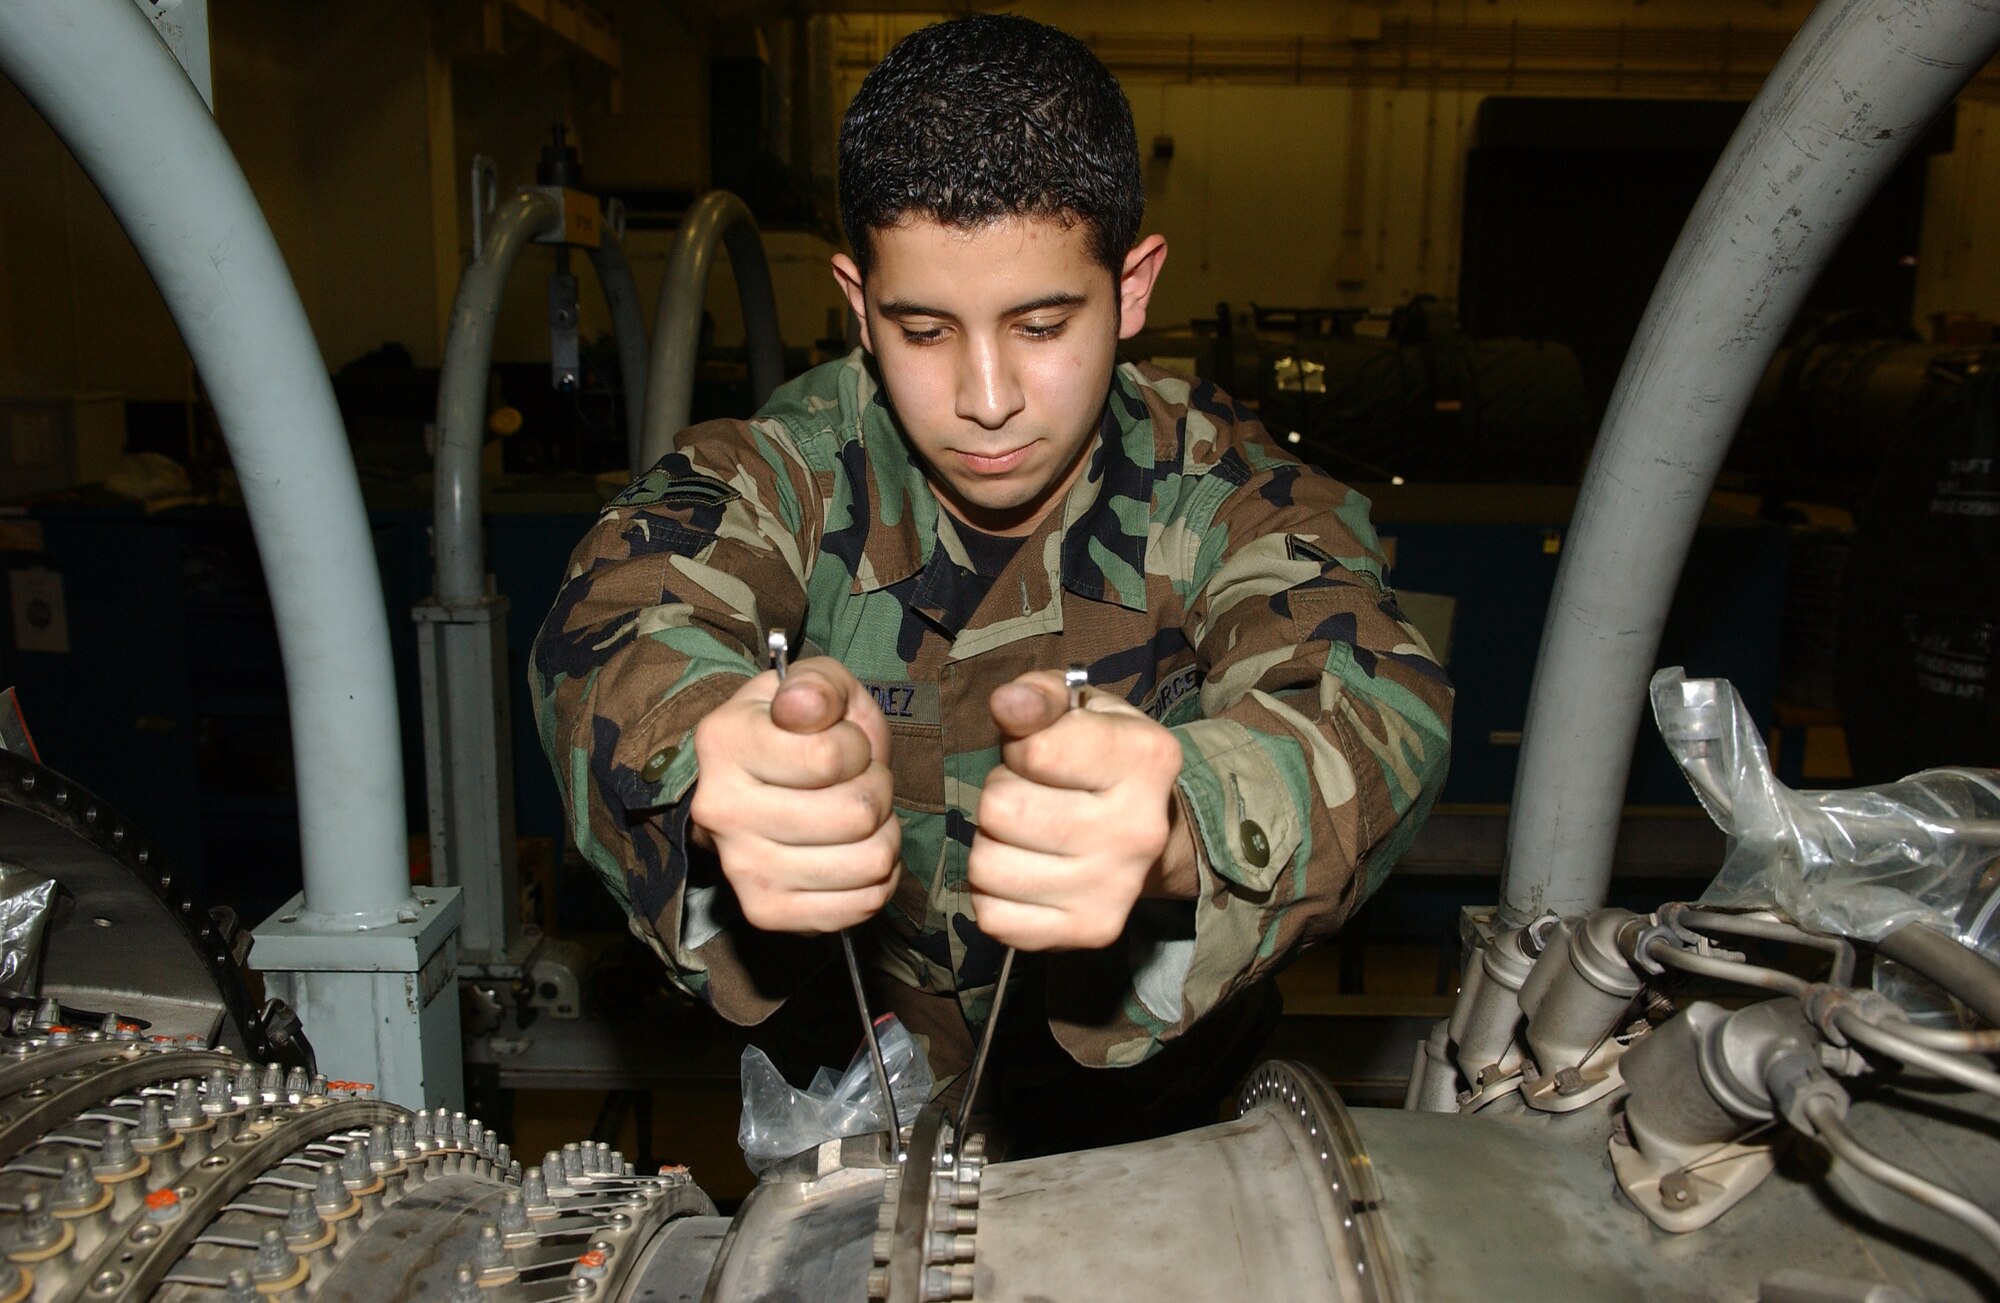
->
1006, 292, 1089, 315
874, 292, 1090, 318
876, 298, 953, 318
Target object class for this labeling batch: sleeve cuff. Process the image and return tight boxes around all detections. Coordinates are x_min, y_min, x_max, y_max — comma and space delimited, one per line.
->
603, 672, 740, 814
1126, 899, 1198, 1024
1170, 717, 1307, 891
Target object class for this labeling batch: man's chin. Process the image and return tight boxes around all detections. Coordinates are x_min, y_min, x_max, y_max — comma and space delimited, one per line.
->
943, 483, 1054, 535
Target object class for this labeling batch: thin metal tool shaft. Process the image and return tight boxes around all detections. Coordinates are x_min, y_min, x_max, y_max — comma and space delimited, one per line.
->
957, 664, 1089, 1145
768, 629, 901, 1149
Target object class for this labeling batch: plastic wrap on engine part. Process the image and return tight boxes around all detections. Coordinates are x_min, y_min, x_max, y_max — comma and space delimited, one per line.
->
1650, 667, 2000, 951
0, 863, 56, 996
737, 1013, 932, 1172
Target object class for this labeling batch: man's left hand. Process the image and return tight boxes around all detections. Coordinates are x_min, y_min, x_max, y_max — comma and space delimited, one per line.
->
968, 671, 1189, 951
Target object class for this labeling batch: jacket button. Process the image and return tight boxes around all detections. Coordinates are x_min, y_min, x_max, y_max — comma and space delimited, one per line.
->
640, 748, 676, 783
1239, 821, 1270, 868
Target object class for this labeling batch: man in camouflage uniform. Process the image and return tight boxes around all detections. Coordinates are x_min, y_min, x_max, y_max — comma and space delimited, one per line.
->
533, 15, 1451, 1153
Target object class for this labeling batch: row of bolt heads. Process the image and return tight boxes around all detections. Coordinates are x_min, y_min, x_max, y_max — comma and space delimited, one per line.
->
3, 1044, 677, 1300
867, 1134, 985, 1302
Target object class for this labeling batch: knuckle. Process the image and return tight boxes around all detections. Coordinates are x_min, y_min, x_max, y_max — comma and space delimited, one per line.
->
823, 788, 876, 842
736, 889, 784, 932
967, 890, 1005, 928
981, 784, 1031, 832
857, 839, 894, 886
854, 772, 891, 822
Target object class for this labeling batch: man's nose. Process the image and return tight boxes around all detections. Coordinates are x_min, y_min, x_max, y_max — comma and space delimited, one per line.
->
955, 336, 1026, 430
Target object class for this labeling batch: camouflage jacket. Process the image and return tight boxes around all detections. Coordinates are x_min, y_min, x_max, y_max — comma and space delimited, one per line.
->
531, 351, 1452, 1068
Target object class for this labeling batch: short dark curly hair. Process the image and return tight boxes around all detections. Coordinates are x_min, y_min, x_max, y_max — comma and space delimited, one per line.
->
837, 15, 1144, 278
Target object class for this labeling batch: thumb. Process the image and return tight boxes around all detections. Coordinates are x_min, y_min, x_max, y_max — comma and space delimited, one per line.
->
768, 668, 847, 734
988, 674, 1070, 741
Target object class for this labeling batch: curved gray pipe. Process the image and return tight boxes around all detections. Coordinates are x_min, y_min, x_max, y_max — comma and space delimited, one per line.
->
1876, 924, 2000, 1029
0, 0, 415, 927
640, 190, 786, 469
1498, 0, 2000, 928
588, 229, 652, 472
433, 191, 562, 604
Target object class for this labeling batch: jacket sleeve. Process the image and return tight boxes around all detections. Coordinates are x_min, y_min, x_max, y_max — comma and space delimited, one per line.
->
528, 417, 835, 1023
1048, 453, 1453, 1067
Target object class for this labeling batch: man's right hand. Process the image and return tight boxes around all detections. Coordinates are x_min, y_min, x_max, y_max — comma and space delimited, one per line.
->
688, 656, 900, 934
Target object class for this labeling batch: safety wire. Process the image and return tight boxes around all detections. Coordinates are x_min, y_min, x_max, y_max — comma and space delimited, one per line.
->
1677, 1120, 1778, 1175
955, 665, 1089, 1147
767, 630, 901, 1154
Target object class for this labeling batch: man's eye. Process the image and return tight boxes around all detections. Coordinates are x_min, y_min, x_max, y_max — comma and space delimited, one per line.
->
899, 326, 945, 345
1019, 320, 1067, 340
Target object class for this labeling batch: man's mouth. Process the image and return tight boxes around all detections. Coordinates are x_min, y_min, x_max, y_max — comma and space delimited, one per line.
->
956, 444, 1034, 475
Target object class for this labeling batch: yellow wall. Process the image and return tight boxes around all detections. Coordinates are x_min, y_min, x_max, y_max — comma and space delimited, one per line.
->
1914, 99, 2000, 330
0, 0, 647, 404
831, 3, 2000, 337
0, 0, 1992, 412
0, 68, 189, 400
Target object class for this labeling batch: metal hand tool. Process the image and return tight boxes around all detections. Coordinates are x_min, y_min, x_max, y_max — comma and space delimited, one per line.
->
955, 664, 1088, 1146
767, 629, 902, 1152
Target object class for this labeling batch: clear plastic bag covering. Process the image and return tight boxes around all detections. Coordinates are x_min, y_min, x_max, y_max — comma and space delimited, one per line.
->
1651, 667, 2000, 951
0, 863, 57, 996
737, 1014, 932, 1173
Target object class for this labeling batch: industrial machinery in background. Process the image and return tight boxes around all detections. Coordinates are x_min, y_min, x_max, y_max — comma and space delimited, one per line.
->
6, 0, 2000, 1300
423, 127, 785, 1105
1738, 312, 1998, 515
1836, 351, 1999, 784
1123, 296, 1593, 484
419, 124, 649, 1024
1727, 318, 2000, 785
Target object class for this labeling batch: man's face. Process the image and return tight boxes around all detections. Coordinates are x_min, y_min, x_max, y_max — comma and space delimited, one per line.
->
834, 217, 1166, 537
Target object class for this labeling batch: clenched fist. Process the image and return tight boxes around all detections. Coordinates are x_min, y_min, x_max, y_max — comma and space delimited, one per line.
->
689, 656, 900, 933
968, 671, 1189, 951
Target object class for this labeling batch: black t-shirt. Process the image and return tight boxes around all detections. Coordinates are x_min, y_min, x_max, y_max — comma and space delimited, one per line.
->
957, 523, 1028, 583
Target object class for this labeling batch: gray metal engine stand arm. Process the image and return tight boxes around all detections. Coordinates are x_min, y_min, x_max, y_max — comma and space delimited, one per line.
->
1499, 0, 2000, 927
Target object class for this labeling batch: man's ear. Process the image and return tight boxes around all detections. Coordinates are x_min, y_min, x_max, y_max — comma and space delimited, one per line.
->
830, 252, 874, 353
1115, 234, 1169, 341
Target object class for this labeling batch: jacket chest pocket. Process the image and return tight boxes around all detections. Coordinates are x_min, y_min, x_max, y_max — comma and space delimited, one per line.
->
887, 719, 946, 814
885, 719, 947, 934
